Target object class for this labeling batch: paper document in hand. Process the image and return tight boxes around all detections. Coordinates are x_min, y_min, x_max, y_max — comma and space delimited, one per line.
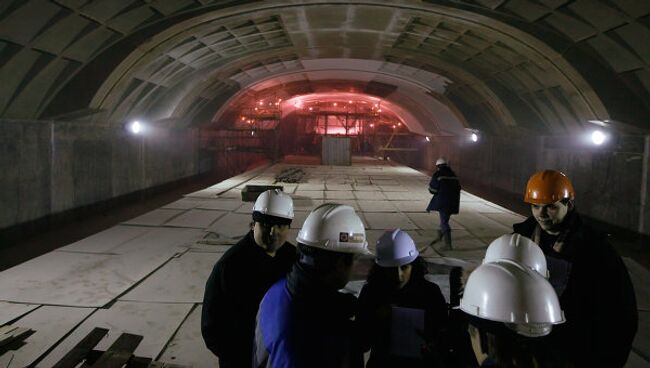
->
390, 306, 425, 358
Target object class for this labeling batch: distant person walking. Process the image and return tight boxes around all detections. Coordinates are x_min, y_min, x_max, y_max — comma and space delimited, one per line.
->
427, 157, 461, 250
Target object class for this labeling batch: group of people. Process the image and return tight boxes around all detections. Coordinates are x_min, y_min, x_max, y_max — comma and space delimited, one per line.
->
201, 160, 638, 368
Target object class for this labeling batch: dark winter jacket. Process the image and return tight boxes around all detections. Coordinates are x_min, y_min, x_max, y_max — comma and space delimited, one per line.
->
254, 262, 363, 368
513, 213, 637, 368
201, 231, 296, 368
357, 277, 448, 368
426, 165, 461, 214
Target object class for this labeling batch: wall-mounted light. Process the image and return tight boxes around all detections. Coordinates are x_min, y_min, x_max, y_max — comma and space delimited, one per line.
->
425, 136, 431, 142
129, 120, 143, 134
471, 133, 478, 142
591, 129, 607, 145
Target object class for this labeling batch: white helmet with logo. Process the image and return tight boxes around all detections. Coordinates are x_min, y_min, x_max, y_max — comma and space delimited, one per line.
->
483, 233, 548, 278
296, 203, 370, 255
460, 261, 565, 337
253, 189, 294, 220
375, 229, 419, 267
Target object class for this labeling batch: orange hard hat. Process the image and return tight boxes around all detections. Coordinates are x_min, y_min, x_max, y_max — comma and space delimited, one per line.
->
524, 170, 575, 205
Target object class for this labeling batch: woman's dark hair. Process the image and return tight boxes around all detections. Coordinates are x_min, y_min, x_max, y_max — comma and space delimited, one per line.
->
365, 256, 427, 288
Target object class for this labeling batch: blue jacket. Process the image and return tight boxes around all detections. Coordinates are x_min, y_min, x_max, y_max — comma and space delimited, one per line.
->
254, 267, 362, 368
426, 165, 461, 214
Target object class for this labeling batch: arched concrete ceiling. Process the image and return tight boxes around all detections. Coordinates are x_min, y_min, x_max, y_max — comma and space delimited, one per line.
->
1, 1, 649, 135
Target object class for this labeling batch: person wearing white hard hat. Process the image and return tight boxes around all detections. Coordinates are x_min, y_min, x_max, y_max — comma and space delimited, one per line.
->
357, 229, 448, 368
254, 203, 370, 368
426, 157, 461, 250
460, 235, 569, 367
202, 189, 296, 368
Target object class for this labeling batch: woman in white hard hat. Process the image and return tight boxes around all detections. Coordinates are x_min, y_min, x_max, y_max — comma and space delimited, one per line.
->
357, 228, 448, 368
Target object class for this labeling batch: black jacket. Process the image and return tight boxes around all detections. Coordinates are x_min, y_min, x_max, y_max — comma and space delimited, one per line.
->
513, 214, 637, 368
201, 231, 296, 367
357, 277, 448, 368
426, 165, 461, 214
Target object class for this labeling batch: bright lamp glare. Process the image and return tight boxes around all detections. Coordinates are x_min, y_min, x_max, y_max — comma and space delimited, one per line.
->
591, 130, 606, 145
425, 136, 431, 142
471, 133, 478, 142
130, 121, 142, 134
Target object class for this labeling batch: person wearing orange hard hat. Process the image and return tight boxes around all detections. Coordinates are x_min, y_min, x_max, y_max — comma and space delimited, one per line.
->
513, 169, 637, 368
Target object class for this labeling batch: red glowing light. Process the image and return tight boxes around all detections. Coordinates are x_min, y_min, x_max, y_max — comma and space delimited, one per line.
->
348, 100, 352, 104
240, 116, 245, 121
309, 107, 313, 111
377, 109, 382, 112
392, 125, 396, 129
370, 123, 375, 128
397, 122, 401, 126
333, 102, 337, 106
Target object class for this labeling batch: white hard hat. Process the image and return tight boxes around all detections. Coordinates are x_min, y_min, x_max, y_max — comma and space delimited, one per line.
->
375, 229, 419, 267
296, 203, 370, 255
435, 157, 448, 166
253, 189, 294, 220
460, 261, 565, 337
483, 234, 548, 278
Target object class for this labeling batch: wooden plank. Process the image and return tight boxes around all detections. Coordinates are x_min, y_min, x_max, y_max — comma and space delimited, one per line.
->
0, 326, 32, 346
91, 333, 143, 368
53, 327, 109, 368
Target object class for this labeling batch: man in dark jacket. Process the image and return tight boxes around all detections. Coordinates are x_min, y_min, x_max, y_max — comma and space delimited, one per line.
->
254, 203, 370, 368
427, 157, 461, 250
513, 169, 637, 367
201, 189, 296, 368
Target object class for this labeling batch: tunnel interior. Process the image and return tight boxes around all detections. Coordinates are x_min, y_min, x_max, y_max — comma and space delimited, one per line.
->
1, 1, 650, 366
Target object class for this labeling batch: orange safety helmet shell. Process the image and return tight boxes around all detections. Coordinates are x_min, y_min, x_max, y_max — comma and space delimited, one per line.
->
524, 170, 575, 205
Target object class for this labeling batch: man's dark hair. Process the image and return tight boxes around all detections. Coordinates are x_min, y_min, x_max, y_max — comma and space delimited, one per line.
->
297, 243, 353, 271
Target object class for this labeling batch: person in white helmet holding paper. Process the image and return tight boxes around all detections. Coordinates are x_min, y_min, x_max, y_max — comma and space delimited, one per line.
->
201, 189, 296, 368
357, 228, 448, 368
460, 234, 569, 367
254, 203, 370, 368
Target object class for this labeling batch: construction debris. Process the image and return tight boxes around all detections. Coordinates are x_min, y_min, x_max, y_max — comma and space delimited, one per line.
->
275, 168, 306, 183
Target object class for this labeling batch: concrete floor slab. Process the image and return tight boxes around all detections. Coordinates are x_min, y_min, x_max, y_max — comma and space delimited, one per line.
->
393, 201, 428, 212
460, 202, 512, 213
407, 213, 465, 230
38, 302, 193, 367
294, 190, 326, 199
354, 191, 386, 200
292, 199, 323, 211
123, 208, 185, 226
377, 184, 409, 192
481, 212, 527, 228
207, 213, 252, 238
121, 252, 222, 303
325, 190, 356, 200
453, 212, 512, 237
157, 305, 219, 367
297, 183, 325, 191
364, 212, 418, 230
163, 209, 227, 229
383, 191, 428, 201
0, 306, 95, 368
57, 225, 150, 254
217, 189, 242, 199
110, 227, 205, 254
325, 184, 353, 191
162, 197, 219, 210
358, 200, 398, 212
0, 236, 188, 307
196, 198, 244, 211
633, 311, 650, 364
0, 302, 39, 326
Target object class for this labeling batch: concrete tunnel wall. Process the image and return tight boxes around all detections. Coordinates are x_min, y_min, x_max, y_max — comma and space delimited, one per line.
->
0, 120, 202, 230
